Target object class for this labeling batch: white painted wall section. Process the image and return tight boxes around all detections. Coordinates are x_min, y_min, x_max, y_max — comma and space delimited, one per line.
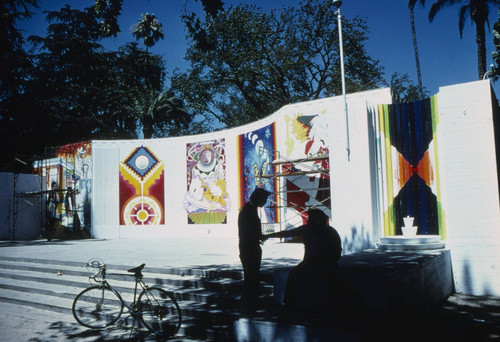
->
437, 80, 500, 295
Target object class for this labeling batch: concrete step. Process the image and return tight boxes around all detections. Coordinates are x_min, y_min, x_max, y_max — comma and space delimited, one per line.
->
0, 259, 243, 294
0, 255, 246, 280
0, 256, 276, 341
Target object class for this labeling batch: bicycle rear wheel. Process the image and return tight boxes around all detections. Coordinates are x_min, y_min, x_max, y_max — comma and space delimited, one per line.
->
72, 285, 124, 328
138, 287, 182, 336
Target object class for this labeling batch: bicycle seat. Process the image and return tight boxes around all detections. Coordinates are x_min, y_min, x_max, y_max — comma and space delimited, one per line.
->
127, 263, 145, 274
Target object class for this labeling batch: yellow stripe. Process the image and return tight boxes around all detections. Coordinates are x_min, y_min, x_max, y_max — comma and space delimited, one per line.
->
430, 95, 446, 239
381, 104, 396, 235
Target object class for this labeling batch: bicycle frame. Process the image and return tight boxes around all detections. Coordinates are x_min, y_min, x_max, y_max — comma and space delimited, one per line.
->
92, 265, 150, 317
74, 260, 182, 336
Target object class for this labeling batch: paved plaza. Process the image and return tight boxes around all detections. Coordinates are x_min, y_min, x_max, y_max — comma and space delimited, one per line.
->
1, 238, 500, 341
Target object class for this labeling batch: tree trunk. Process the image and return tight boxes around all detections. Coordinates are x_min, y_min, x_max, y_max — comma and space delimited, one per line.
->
474, 15, 487, 79
142, 115, 154, 139
410, 7, 424, 99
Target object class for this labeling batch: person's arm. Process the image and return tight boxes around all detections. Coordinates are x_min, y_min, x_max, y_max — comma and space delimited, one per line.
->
264, 225, 306, 239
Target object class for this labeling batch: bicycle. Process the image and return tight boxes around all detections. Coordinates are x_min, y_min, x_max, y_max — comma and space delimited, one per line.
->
72, 259, 182, 337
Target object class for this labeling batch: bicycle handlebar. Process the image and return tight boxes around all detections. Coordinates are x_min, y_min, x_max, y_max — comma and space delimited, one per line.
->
86, 259, 106, 283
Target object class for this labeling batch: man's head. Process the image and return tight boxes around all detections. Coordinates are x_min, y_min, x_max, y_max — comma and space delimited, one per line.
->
249, 188, 270, 207
307, 208, 329, 226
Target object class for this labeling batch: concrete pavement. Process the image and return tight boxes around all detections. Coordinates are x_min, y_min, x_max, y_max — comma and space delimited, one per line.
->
0, 237, 304, 341
0, 237, 304, 269
1, 238, 500, 341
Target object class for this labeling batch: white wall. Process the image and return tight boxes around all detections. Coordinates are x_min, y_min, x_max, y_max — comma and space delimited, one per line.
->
437, 80, 500, 295
79, 80, 500, 296
91, 88, 393, 250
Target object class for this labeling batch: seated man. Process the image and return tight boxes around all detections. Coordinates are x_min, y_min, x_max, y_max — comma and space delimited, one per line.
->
265, 208, 342, 316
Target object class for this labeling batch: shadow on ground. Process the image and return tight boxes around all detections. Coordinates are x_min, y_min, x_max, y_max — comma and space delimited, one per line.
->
38, 293, 500, 342
33, 319, 179, 341
369, 294, 500, 342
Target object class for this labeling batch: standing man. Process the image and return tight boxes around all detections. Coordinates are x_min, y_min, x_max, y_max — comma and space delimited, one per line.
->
238, 188, 270, 313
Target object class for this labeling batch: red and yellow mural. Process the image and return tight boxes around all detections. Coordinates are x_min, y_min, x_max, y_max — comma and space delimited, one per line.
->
283, 110, 331, 225
119, 145, 165, 225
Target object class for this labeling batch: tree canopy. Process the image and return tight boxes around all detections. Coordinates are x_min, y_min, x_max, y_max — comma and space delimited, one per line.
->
390, 72, 429, 103
175, 0, 385, 128
487, 8, 500, 81
1, 0, 394, 171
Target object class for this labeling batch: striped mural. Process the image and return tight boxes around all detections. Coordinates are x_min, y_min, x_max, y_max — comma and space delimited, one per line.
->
376, 96, 446, 238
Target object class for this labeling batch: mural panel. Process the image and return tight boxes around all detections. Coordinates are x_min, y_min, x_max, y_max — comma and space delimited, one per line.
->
119, 145, 165, 225
282, 110, 331, 225
37, 141, 92, 238
184, 139, 230, 224
377, 96, 445, 237
237, 123, 278, 224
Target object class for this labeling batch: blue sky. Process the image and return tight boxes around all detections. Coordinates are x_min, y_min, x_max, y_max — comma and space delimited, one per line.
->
19, 0, 500, 97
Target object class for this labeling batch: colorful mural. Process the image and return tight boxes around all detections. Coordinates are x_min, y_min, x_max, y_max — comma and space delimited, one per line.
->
282, 110, 331, 224
119, 145, 165, 225
377, 96, 445, 237
37, 141, 92, 237
237, 123, 278, 224
184, 139, 230, 224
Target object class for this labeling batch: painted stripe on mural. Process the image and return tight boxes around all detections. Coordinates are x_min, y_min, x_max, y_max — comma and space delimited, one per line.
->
378, 97, 446, 237
431, 95, 446, 239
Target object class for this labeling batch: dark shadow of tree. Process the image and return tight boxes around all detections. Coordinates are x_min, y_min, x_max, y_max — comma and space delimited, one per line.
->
27, 319, 178, 341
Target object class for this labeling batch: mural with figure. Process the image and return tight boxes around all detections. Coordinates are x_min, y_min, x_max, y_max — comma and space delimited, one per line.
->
36, 141, 92, 238
119, 145, 165, 226
237, 123, 278, 225
184, 139, 230, 224
283, 109, 331, 225
376, 96, 445, 237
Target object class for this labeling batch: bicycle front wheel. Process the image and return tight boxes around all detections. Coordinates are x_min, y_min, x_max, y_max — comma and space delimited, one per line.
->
138, 288, 182, 337
72, 285, 124, 328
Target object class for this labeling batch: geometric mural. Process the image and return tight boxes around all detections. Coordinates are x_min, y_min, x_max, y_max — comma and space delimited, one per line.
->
184, 138, 230, 224
119, 145, 165, 225
237, 123, 278, 224
377, 96, 446, 237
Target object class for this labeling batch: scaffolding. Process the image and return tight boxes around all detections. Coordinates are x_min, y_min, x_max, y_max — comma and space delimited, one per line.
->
11, 155, 45, 240
258, 147, 331, 235
12, 143, 89, 240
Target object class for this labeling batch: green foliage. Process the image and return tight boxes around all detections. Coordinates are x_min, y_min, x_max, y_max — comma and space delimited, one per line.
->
390, 72, 429, 103
116, 43, 192, 139
1, 0, 390, 169
27, 4, 123, 144
177, 0, 385, 129
487, 8, 500, 81
93, 0, 122, 37
0, 0, 40, 170
0, 0, 192, 171
131, 13, 164, 51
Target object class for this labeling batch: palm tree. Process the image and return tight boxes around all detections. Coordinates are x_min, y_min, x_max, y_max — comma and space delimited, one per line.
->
409, 0, 426, 99
131, 13, 164, 54
427, 0, 500, 79
129, 85, 192, 139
